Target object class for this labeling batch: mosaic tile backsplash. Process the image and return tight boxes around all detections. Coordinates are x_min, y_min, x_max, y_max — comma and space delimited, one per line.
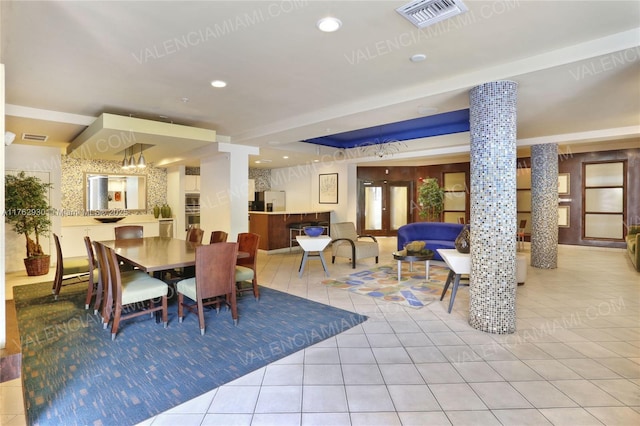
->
249, 168, 271, 192
531, 143, 559, 269
61, 156, 167, 215
469, 81, 518, 334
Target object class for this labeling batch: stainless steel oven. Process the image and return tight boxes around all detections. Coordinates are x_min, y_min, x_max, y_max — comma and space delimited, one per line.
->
185, 194, 200, 231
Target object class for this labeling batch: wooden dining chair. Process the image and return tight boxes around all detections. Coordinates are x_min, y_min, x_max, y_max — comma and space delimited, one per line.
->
177, 242, 239, 335
165, 227, 205, 282
93, 241, 160, 328
93, 241, 125, 326
235, 232, 260, 300
186, 227, 204, 244
210, 230, 228, 244
102, 243, 169, 340
52, 233, 91, 300
83, 236, 103, 313
114, 225, 143, 240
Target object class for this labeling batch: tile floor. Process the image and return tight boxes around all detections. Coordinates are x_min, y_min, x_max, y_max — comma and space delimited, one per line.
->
1, 238, 639, 426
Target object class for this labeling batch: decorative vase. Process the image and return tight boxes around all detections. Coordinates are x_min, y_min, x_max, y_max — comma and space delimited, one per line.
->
454, 224, 470, 253
153, 205, 160, 219
161, 204, 172, 218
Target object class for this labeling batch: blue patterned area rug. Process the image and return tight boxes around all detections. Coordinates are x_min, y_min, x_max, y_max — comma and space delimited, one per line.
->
13, 281, 367, 425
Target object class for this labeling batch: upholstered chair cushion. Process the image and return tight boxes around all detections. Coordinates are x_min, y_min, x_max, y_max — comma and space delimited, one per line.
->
121, 272, 168, 306
176, 277, 197, 302
63, 257, 91, 275
235, 265, 255, 282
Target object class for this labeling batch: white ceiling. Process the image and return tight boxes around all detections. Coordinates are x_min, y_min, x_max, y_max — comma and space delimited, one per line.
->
2, 1, 639, 169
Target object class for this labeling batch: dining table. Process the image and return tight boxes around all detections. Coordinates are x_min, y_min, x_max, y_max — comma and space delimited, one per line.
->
99, 236, 248, 275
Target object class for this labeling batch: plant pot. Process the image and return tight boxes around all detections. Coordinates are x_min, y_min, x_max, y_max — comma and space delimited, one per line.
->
24, 255, 51, 276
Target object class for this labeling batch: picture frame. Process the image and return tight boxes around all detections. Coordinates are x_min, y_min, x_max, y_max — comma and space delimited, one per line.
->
558, 206, 570, 227
319, 173, 338, 204
558, 173, 570, 195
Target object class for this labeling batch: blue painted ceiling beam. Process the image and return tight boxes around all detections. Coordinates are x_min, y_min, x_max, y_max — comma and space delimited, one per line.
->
303, 108, 470, 149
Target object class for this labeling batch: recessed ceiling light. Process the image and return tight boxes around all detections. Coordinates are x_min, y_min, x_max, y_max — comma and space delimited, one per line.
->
317, 17, 342, 32
255, 160, 261, 164
181, 97, 189, 103
410, 53, 427, 62
283, 156, 289, 159
211, 80, 227, 88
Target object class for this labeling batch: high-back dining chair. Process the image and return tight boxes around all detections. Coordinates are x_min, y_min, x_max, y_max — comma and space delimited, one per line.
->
102, 243, 169, 340
165, 227, 205, 282
186, 227, 204, 244
235, 232, 260, 300
210, 230, 229, 244
114, 225, 143, 240
176, 242, 239, 335
52, 233, 91, 300
83, 236, 102, 313
331, 222, 379, 269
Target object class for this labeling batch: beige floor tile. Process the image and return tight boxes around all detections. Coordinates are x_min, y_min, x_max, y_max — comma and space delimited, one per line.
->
6, 240, 639, 426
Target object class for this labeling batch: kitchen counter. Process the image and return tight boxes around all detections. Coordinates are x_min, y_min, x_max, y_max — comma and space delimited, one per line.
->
61, 214, 161, 226
249, 210, 331, 216
249, 211, 331, 251
60, 215, 166, 257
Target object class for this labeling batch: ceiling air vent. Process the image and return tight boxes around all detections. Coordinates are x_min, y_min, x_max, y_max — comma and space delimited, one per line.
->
396, 0, 468, 29
22, 133, 49, 142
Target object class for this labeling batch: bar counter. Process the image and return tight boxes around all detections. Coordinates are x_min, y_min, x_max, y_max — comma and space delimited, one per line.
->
249, 211, 331, 251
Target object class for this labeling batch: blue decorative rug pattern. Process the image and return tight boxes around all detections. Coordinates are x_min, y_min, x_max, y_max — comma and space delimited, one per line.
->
322, 263, 451, 308
13, 281, 367, 425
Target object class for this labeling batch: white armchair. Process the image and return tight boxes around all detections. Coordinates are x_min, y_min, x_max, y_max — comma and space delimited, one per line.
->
331, 222, 379, 269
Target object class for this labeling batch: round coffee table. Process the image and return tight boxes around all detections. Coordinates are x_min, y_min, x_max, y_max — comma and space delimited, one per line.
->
392, 249, 434, 281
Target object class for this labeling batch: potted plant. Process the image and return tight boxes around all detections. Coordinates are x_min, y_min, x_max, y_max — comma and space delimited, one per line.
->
417, 177, 444, 221
5, 171, 53, 276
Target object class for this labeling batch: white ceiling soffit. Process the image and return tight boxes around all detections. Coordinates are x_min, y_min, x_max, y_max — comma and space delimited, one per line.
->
66, 113, 216, 165
396, 0, 468, 28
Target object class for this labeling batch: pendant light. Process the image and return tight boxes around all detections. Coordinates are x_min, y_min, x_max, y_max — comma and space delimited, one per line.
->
137, 145, 146, 168
128, 148, 136, 169
121, 148, 128, 169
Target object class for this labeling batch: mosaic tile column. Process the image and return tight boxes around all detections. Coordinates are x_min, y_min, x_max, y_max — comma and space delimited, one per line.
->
530, 144, 558, 269
469, 81, 518, 334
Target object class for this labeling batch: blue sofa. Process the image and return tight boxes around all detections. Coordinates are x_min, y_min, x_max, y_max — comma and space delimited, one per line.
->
397, 222, 464, 261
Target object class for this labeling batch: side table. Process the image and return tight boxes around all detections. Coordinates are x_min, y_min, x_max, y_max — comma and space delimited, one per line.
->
296, 235, 331, 277
437, 249, 470, 313
392, 250, 434, 281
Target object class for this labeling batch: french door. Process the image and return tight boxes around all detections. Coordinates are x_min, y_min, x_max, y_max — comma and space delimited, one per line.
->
358, 180, 412, 236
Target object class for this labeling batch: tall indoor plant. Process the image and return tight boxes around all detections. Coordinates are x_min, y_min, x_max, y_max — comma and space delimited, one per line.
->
5, 171, 54, 276
417, 177, 444, 221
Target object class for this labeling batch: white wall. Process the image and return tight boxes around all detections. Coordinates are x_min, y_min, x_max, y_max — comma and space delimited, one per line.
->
5, 145, 62, 273
270, 160, 357, 224
166, 165, 184, 234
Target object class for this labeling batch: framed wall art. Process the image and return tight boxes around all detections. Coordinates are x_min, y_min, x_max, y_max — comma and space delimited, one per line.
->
558, 205, 570, 227
319, 173, 338, 204
558, 173, 570, 195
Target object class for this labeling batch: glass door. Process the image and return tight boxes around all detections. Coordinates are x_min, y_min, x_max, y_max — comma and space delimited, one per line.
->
359, 180, 412, 236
